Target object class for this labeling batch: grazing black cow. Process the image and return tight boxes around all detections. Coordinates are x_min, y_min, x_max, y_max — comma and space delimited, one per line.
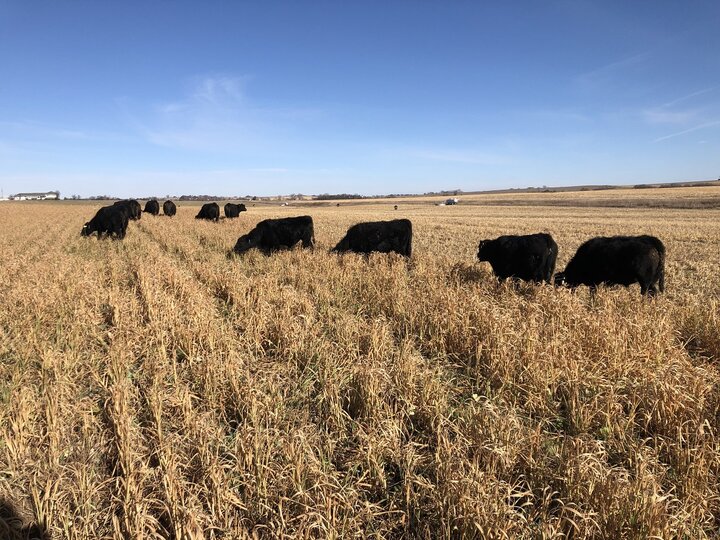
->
143, 200, 160, 215
232, 216, 314, 255
81, 206, 129, 239
113, 199, 142, 220
224, 202, 246, 218
477, 233, 558, 283
332, 219, 412, 257
111, 203, 132, 222
163, 200, 177, 217
394, 205, 398, 210
555, 235, 665, 295
196, 202, 220, 221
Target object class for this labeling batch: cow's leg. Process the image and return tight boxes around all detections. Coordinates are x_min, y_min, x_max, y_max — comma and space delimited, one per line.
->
544, 258, 554, 283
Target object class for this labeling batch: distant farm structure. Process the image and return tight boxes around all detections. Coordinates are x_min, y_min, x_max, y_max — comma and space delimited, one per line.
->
10, 191, 60, 201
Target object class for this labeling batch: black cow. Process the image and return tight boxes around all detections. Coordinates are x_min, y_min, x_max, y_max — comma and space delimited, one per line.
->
143, 200, 160, 215
113, 199, 142, 220
196, 202, 220, 221
232, 216, 314, 255
477, 233, 558, 283
81, 206, 129, 239
163, 200, 177, 217
224, 202, 247, 218
332, 219, 412, 257
555, 235, 665, 295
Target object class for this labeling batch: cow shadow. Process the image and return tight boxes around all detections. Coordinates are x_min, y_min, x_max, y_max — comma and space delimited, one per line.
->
0, 499, 50, 540
449, 261, 489, 285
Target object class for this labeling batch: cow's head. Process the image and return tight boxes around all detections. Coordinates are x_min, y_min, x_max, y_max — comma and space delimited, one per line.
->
232, 233, 257, 254
80, 222, 92, 236
476, 240, 491, 261
553, 272, 568, 287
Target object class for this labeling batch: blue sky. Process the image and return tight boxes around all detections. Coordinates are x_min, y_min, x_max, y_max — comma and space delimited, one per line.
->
1, 1, 719, 198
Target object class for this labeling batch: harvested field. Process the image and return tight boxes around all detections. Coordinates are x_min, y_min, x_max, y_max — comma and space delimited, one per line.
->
1, 189, 719, 538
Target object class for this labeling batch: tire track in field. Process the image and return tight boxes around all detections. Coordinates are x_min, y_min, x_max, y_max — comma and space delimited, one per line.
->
129, 219, 261, 375
133, 219, 244, 328
96, 224, 218, 537
118, 221, 252, 532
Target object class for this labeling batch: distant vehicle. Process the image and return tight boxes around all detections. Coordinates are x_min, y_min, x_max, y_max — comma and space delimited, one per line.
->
445, 198, 459, 205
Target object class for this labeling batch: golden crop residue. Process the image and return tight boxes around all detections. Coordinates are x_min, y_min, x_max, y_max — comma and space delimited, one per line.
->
0, 191, 719, 539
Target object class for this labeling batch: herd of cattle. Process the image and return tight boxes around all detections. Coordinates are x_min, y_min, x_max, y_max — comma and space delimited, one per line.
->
81, 199, 665, 296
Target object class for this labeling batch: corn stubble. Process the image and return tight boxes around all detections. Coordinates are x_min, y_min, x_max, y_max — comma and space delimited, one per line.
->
0, 197, 719, 539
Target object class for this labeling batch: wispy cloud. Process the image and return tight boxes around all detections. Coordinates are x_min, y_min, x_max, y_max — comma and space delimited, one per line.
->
642, 108, 697, 125
0, 167, 348, 198
660, 85, 719, 108
642, 85, 719, 126
248, 167, 290, 173
134, 75, 319, 154
518, 108, 590, 123
0, 120, 115, 141
0, 120, 127, 142
653, 120, 720, 142
644, 85, 720, 139
404, 147, 506, 165
575, 51, 650, 87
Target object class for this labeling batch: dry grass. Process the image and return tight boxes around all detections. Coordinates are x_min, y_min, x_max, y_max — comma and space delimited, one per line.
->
0, 193, 719, 538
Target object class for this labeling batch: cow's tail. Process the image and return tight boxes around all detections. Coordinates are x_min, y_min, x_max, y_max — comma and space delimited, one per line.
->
649, 236, 666, 292
657, 245, 666, 293
405, 220, 413, 257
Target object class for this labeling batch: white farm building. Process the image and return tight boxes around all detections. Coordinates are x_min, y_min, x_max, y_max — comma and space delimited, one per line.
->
11, 191, 60, 201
